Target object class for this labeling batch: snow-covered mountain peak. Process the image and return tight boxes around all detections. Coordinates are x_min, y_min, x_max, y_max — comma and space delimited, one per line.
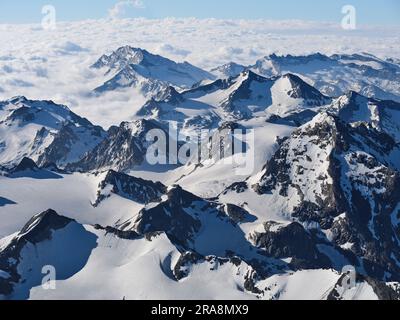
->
92, 46, 214, 95
92, 46, 148, 71
0, 97, 73, 128
210, 62, 247, 79
265, 74, 331, 122
251, 53, 400, 102
17, 209, 74, 241
0, 97, 106, 168
252, 52, 333, 77
275, 73, 330, 101
331, 91, 374, 123
249, 108, 400, 282
93, 170, 166, 207
329, 91, 400, 143
236, 69, 267, 82
308, 110, 337, 125
11, 157, 38, 173
267, 52, 332, 65
3, 96, 29, 106
121, 118, 165, 137
153, 86, 183, 104
0, 209, 97, 299
136, 68, 335, 130
3, 48, 400, 300
67, 118, 171, 173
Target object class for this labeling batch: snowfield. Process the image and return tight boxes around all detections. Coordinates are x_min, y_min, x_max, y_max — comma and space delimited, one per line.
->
1, 18, 400, 300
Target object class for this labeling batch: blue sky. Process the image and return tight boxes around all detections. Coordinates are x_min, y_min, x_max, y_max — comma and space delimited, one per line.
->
0, 0, 399, 25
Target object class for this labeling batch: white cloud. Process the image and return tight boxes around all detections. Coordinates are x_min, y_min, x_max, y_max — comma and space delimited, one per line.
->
53, 41, 89, 55
108, 0, 145, 19
0, 18, 399, 128
156, 44, 191, 57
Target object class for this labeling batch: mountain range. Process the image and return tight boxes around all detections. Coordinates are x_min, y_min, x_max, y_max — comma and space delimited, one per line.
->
92, 46, 214, 97
1, 47, 400, 300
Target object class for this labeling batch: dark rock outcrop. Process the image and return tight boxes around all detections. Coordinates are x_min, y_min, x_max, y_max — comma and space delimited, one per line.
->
249, 222, 331, 270
93, 170, 167, 207
254, 112, 400, 281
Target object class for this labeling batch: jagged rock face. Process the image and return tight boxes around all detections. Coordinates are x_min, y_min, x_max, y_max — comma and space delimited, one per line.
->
219, 71, 275, 120
136, 84, 221, 129
0, 210, 74, 297
172, 251, 260, 295
224, 204, 256, 224
0, 209, 98, 300
92, 46, 147, 70
283, 74, 330, 102
119, 186, 204, 247
0, 97, 106, 169
93, 170, 167, 207
249, 222, 331, 270
223, 181, 249, 194
68, 119, 166, 172
94, 64, 169, 97
186, 121, 246, 166
250, 53, 400, 102
327, 274, 400, 301
115, 185, 258, 254
173, 251, 204, 280
92, 46, 213, 95
136, 89, 198, 125
210, 62, 246, 79
114, 185, 275, 279
10, 157, 38, 173
93, 224, 140, 241
153, 86, 184, 105
136, 71, 331, 131
254, 112, 400, 281
266, 109, 319, 127
332, 91, 400, 145
210, 62, 247, 80
37, 122, 105, 167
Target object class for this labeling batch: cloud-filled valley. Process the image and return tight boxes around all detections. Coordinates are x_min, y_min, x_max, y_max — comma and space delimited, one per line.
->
1, 18, 399, 128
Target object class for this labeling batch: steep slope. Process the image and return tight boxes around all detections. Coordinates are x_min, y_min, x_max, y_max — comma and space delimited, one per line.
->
68, 119, 170, 172
137, 71, 331, 131
250, 53, 400, 102
0, 96, 105, 169
3, 46, 400, 300
172, 119, 294, 198
0, 209, 97, 299
116, 184, 335, 276
92, 46, 214, 96
115, 185, 253, 255
93, 170, 167, 207
6, 157, 62, 179
0, 208, 269, 300
1, 202, 396, 300
251, 112, 400, 281
331, 91, 400, 144
265, 73, 331, 124
210, 62, 247, 79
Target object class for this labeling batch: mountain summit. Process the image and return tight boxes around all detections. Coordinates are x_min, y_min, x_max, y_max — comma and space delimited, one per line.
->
92, 46, 214, 96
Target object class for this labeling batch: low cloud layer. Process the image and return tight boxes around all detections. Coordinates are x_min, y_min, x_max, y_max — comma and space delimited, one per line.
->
108, 0, 145, 19
0, 18, 399, 128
